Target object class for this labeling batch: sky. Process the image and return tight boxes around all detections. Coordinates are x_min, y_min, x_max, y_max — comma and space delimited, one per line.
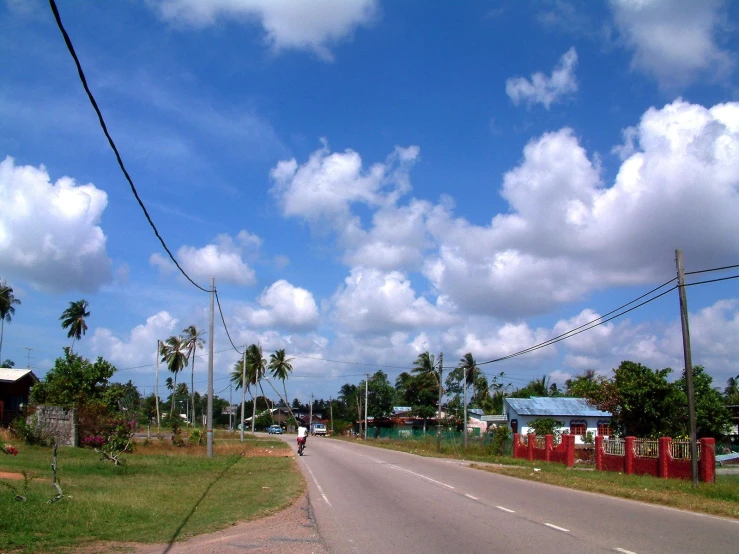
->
1, 0, 739, 406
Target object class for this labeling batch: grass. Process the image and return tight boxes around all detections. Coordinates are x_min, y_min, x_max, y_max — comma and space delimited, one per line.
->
336, 435, 739, 520
0, 435, 303, 553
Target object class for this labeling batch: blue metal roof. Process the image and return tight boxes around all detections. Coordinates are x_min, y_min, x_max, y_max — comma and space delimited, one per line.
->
504, 397, 611, 417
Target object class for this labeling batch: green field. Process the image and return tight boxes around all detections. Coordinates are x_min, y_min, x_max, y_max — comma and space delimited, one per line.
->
0, 437, 303, 553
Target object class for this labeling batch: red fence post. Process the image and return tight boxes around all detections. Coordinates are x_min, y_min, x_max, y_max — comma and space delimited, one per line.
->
565, 434, 575, 467
527, 433, 535, 461
513, 433, 521, 459
595, 435, 603, 471
625, 437, 635, 475
659, 437, 671, 478
544, 434, 553, 462
700, 438, 715, 483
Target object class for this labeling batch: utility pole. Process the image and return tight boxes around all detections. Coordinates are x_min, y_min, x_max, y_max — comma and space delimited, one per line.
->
330, 396, 334, 434
155, 340, 161, 434
364, 374, 369, 440
240, 346, 246, 442
207, 277, 215, 458
463, 363, 468, 449
229, 383, 232, 431
437, 352, 443, 452
676, 249, 698, 488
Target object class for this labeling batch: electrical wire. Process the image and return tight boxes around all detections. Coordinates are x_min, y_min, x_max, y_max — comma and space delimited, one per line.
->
214, 290, 243, 354
685, 263, 739, 276
685, 274, 739, 287
48, 0, 210, 294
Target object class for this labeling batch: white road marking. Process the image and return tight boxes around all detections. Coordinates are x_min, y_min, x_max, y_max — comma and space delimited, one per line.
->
464, 494, 479, 500
496, 506, 515, 513
353, 451, 456, 490
545, 523, 570, 533
304, 463, 331, 507
614, 549, 638, 554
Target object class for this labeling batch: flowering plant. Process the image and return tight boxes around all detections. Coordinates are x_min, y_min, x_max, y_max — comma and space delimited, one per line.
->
2, 443, 19, 456
81, 417, 136, 465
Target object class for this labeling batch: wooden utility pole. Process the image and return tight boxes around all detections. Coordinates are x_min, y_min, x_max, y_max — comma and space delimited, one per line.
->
309, 393, 314, 432
207, 277, 215, 458
676, 249, 698, 487
463, 363, 468, 449
330, 396, 334, 434
240, 347, 246, 442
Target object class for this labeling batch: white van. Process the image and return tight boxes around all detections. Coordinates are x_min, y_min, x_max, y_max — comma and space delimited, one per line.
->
310, 423, 327, 436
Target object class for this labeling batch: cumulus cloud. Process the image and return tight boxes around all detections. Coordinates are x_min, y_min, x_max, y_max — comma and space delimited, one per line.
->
424, 99, 739, 317
154, 0, 379, 61
0, 157, 112, 292
150, 230, 259, 286
270, 142, 420, 232
239, 280, 320, 331
506, 47, 578, 109
90, 311, 179, 370
330, 267, 456, 335
610, 0, 732, 87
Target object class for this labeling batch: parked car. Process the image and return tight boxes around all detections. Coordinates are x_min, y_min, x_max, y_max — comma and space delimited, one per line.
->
310, 423, 327, 436
267, 425, 283, 434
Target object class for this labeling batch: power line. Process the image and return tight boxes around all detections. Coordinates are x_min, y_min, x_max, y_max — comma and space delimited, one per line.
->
214, 290, 242, 354
685, 263, 739, 276
685, 274, 739, 287
48, 0, 210, 294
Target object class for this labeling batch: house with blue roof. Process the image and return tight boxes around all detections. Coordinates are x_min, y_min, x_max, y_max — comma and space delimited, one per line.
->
503, 397, 613, 444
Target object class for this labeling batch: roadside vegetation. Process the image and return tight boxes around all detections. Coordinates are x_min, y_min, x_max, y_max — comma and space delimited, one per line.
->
0, 436, 301, 553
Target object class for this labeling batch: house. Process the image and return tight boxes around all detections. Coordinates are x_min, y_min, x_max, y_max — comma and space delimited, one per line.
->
503, 397, 612, 444
0, 368, 39, 426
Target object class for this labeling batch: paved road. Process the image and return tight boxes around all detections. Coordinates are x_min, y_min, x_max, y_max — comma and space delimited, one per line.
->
284, 436, 739, 554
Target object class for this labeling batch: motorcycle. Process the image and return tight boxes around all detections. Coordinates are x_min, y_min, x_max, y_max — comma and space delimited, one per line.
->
297, 436, 306, 456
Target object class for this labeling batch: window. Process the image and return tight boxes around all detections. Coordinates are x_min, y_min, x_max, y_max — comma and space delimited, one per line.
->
569, 420, 587, 435
597, 421, 611, 437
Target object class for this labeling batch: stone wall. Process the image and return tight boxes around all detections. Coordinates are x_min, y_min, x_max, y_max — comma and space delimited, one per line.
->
28, 405, 78, 447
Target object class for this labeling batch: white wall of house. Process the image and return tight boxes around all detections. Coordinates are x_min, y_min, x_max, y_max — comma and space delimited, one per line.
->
508, 409, 611, 445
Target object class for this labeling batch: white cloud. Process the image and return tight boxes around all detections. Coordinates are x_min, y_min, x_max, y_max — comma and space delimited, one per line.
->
90, 311, 179, 370
239, 280, 320, 331
270, 142, 420, 231
150, 230, 259, 286
506, 47, 578, 109
330, 267, 456, 335
424, 99, 739, 317
154, 0, 379, 61
609, 0, 732, 87
0, 157, 112, 292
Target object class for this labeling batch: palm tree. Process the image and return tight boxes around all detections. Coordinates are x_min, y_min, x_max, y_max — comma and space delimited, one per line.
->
269, 349, 294, 422
0, 280, 21, 364
160, 335, 188, 416
725, 376, 739, 405
457, 352, 478, 399
60, 299, 90, 353
181, 325, 205, 425
412, 351, 440, 432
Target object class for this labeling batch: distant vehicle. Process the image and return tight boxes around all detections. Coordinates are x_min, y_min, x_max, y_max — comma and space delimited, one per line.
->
267, 425, 283, 434
310, 423, 327, 436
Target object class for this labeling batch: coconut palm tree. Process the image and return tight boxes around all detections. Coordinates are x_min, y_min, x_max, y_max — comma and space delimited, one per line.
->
160, 335, 188, 416
269, 349, 294, 420
457, 352, 479, 398
0, 279, 21, 364
181, 325, 205, 425
60, 299, 90, 353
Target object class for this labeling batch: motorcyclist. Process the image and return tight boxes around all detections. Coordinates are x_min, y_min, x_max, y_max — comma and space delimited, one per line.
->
297, 422, 308, 453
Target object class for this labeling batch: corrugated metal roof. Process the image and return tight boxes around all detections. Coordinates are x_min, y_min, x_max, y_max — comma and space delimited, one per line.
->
0, 368, 36, 383
504, 397, 611, 417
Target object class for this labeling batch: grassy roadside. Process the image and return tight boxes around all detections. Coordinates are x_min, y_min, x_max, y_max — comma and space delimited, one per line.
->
336, 435, 739, 520
0, 436, 303, 553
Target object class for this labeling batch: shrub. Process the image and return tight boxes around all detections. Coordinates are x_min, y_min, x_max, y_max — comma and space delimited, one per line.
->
488, 425, 511, 456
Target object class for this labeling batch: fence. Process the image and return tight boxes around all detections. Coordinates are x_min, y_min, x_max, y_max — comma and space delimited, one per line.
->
595, 435, 715, 482
367, 426, 512, 455
513, 433, 576, 467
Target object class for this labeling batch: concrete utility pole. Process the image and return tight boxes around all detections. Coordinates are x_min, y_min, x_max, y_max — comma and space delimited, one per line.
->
155, 340, 160, 433
437, 352, 443, 452
207, 277, 215, 458
364, 374, 369, 440
463, 364, 468, 449
676, 249, 698, 488
309, 393, 314, 432
330, 396, 334, 434
240, 346, 246, 442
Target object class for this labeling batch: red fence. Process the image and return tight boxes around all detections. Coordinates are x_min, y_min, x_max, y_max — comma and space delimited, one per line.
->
513, 433, 576, 467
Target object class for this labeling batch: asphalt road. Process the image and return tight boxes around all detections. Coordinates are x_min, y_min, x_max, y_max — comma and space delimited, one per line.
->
284, 436, 739, 554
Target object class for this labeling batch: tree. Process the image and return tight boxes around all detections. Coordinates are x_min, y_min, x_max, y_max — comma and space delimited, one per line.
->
30, 348, 116, 408
181, 324, 205, 425
60, 299, 90, 353
676, 366, 732, 439
724, 376, 739, 405
0, 279, 21, 364
510, 374, 557, 398
2, 359, 14, 368
269, 349, 294, 413
364, 371, 395, 419
160, 335, 188, 416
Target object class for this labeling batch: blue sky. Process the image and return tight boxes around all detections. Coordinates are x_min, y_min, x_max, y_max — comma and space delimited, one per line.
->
1, 0, 739, 405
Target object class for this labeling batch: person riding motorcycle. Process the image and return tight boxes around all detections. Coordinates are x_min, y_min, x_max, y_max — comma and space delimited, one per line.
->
297, 423, 308, 454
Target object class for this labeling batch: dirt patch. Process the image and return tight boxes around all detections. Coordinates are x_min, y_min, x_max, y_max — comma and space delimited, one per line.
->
68, 494, 327, 554
0, 471, 26, 481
